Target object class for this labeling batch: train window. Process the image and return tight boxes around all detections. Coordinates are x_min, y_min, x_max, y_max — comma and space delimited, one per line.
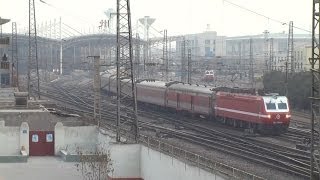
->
278, 103, 287, 109
266, 103, 276, 110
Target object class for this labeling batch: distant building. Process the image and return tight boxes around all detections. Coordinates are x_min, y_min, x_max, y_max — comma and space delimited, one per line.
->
291, 45, 315, 72
175, 28, 311, 73
225, 32, 311, 72
175, 25, 227, 61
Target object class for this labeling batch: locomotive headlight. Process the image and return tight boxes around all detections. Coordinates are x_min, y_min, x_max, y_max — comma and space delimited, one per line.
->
267, 114, 271, 119
286, 114, 291, 118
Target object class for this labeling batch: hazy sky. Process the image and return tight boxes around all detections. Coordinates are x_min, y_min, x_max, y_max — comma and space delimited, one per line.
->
1, 0, 312, 37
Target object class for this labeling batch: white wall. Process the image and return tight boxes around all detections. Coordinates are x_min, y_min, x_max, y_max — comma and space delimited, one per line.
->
54, 128, 225, 180
19, 122, 29, 155
140, 146, 224, 180
109, 144, 141, 178
0, 121, 20, 155
55, 123, 98, 155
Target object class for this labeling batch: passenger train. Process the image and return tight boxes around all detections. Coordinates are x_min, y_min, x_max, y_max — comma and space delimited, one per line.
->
101, 71, 290, 134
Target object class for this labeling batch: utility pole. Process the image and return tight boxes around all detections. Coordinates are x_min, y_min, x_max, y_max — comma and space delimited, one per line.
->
44, 21, 47, 82
180, 37, 186, 82
28, 0, 40, 99
285, 59, 288, 96
287, 21, 294, 73
263, 30, 269, 72
238, 41, 242, 77
135, 33, 140, 79
116, 0, 139, 142
91, 56, 101, 127
249, 38, 254, 89
269, 38, 274, 71
59, 17, 62, 75
310, 0, 320, 178
11, 22, 18, 88
143, 42, 147, 78
284, 21, 293, 96
163, 29, 168, 81
187, 48, 191, 84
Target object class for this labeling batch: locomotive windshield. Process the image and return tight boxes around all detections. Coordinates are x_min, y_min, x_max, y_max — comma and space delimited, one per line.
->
278, 102, 287, 109
266, 103, 276, 110
263, 96, 289, 112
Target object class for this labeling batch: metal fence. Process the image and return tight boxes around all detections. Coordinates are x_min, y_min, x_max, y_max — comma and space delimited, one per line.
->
58, 104, 264, 180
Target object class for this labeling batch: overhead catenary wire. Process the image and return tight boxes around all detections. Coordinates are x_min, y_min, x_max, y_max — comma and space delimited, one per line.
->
223, 0, 311, 33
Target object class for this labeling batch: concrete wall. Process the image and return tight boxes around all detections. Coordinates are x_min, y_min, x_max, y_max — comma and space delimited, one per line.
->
0, 121, 20, 155
99, 132, 224, 180
140, 146, 224, 180
109, 144, 141, 178
54, 123, 98, 155
55, 128, 225, 180
97, 129, 114, 150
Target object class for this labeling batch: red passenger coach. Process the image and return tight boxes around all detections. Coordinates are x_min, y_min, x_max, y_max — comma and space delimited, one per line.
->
167, 83, 213, 115
101, 70, 290, 134
136, 81, 167, 107
215, 92, 290, 133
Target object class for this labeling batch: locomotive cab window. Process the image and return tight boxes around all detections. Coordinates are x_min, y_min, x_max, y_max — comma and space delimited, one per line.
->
266, 103, 276, 110
278, 102, 287, 110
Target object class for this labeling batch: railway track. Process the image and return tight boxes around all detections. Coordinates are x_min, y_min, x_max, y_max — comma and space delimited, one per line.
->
40, 78, 314, 179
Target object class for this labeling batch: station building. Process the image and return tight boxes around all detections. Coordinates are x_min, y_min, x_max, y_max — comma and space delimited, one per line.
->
175, 27, 311, 74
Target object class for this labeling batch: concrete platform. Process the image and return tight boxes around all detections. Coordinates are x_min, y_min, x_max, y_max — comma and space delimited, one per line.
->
0, 157, 82, 180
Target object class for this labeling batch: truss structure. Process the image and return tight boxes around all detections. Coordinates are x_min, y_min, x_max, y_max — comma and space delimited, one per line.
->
11, 22, 18, 87
28, 0, 40, 99
310, 1, 320, 179
180, 37, 186, 82
249, 38, 254, 88
163, 29, 168, 81
287, 21, 294, 73
134, 33, 141, 79
116, 0, 139, 142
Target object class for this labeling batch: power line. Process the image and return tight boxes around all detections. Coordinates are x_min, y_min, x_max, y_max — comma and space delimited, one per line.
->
223, 0, 311, 33
38, 0, 96, 27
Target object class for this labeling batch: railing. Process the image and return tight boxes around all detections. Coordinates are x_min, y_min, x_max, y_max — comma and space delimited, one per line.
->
101, 122, 264, 180
56, 104, 264, 180
139, 135, 263, 180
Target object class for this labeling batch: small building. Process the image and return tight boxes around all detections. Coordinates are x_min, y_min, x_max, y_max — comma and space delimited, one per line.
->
175, 25, 227, 60
0, 18, 12, 87
1, 54, 11, 87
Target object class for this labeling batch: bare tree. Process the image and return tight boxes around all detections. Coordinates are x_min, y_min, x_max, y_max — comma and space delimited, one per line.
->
75, 144, 114, 180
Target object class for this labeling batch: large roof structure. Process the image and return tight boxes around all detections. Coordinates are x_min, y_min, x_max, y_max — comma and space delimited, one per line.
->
0, 18, 10, 26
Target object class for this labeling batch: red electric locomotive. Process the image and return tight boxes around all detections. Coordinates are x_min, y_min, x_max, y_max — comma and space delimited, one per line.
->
215, 92, 290, 133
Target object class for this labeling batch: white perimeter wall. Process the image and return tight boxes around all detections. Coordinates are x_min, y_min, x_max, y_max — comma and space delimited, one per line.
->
140, 146, 224, 180
55, 122, 98, 154
99, 133, 225, 180
109, 144, 141, 178
54, 127, 226, 180
0, 121, 20, 155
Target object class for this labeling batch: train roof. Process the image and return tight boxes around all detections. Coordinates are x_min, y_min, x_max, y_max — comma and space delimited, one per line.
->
136, 79, 213, 95
169, 83, 213, 95
217, 91, 262, 100
137, 80, 167, 88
